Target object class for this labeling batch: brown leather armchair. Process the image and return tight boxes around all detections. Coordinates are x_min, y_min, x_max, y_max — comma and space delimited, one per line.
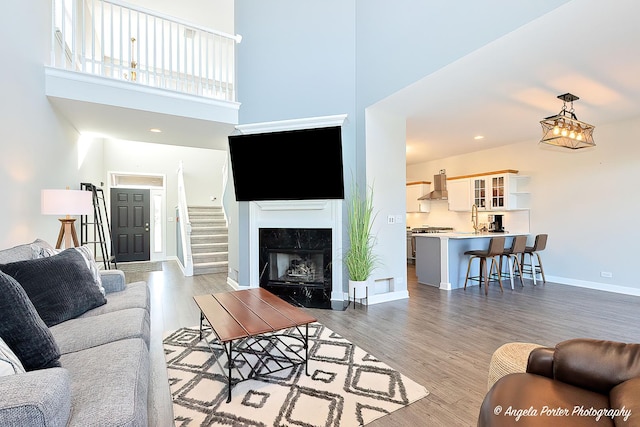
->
478, 339, 640, 426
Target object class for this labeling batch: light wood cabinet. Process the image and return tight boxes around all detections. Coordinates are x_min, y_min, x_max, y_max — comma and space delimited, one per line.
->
406, 181, 431, 212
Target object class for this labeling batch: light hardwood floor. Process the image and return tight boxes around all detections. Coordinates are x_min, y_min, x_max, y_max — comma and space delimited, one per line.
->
131, 261, 640, 427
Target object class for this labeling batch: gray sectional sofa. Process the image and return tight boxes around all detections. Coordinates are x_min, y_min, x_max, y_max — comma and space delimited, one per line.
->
0, 240, 151, 426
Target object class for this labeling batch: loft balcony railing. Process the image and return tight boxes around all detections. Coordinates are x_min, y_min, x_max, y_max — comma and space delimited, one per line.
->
51, 0, 241, 101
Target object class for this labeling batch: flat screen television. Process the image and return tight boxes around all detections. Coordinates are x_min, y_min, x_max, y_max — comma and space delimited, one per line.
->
228, 126, 344, 201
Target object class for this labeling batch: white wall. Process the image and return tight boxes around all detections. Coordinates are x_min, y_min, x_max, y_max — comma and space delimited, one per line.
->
128, 0, 234, 34
365, 107, 409, 299
77, 136, 106, 185
0, 2, 83, 248
407, 115, 640, 294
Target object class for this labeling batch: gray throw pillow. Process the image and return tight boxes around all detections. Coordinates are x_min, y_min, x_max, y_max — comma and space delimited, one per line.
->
0, 249, 107, 327
0, 238, 52, 264
32, 244, 106, 296
0, 271, 61, 370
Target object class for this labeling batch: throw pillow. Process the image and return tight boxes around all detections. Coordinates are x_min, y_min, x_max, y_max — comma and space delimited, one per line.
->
0, 336, 26, 376
31, 244, 106, 296
30, 242, 57, 258
0, 271, 61, 371
0, 249, 107, 327
0, 238, 53, 264
72, 245, 105, 296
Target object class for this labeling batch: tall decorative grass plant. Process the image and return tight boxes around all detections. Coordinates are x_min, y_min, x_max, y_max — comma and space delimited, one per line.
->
344, 181, 378, 282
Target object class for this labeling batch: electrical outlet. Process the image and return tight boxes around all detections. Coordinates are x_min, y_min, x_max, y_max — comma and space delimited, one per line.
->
600, 271, 613, 278
387, 215, 395, 224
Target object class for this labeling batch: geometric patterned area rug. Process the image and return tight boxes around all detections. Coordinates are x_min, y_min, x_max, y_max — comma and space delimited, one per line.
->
163, 322, 429, 426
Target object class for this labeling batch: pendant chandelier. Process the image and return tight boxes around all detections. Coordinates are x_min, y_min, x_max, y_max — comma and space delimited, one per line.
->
540, 93, 595, 149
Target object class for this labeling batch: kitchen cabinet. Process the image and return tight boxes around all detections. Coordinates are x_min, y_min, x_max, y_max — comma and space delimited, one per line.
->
472, 175, 507, 210
414, 232, 529, 289
448, 170, 530, 212
447, 178, 471, 211
406, 181, 431, 212
508, 174, 531, 210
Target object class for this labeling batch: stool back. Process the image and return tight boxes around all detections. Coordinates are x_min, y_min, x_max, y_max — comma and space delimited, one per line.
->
510, 235, 527, 254
533, 234, 548, 252
487, 236, 506, 256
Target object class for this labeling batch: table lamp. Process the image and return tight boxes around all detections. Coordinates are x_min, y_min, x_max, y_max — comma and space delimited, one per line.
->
41, 189, 93, 249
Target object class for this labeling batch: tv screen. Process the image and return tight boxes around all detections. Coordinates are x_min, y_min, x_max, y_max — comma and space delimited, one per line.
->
228, 126, 344, 201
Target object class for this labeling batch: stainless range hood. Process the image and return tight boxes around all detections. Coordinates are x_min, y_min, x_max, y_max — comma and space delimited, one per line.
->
418, 170, 448, 200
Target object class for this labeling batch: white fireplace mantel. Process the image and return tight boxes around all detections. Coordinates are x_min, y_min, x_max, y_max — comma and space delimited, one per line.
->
234, 114, 348, 135
254, 200, 330, 211
244, 199, 344, 302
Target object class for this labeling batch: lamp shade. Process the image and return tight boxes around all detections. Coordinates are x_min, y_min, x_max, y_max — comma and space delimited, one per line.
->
41, 189, 93, 216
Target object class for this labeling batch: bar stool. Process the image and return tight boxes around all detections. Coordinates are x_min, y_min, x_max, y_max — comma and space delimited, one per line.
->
464, 236, 505, 295
498, 235, 527, 289
520, 234, 547, 285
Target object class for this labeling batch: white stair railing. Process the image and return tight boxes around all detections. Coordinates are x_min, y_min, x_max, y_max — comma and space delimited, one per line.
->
51, 0, 241, 101
177, 161, 193, 276
220, 157, 229, 227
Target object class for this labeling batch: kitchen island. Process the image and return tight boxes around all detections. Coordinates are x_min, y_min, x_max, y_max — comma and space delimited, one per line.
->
414, 232, 529, 290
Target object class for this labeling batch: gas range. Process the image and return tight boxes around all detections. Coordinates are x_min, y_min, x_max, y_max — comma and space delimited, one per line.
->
411, 226, 454, 234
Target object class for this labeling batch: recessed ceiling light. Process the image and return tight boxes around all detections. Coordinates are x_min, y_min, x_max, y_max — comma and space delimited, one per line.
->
474, 135, 484, 140
149, 128, 162, 133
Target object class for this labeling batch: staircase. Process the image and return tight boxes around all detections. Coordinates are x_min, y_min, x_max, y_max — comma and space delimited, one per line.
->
189, 206, 228, 275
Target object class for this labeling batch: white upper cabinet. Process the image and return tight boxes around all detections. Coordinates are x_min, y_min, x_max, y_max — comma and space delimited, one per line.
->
449, 170, 530, 212
406, 181, 431, 212
447, 178, 471, 211
506, 174, 531, 210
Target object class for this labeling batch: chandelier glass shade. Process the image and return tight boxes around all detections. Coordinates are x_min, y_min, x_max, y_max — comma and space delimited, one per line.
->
540, 93, 595, 149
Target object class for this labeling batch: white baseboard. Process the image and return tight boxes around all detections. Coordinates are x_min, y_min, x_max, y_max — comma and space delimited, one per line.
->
166, 256, 186, 275
223, 278, 410, 305
546, 275, 640, 297
217, 271, 640, 299
226, 277, 241, 290
340, 290, 409, 305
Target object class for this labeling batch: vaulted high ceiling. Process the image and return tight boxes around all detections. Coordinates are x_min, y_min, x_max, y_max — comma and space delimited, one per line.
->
379, 0, 640, 164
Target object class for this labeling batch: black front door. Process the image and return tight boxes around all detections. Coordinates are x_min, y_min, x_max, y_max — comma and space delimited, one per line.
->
111, 188, 150, 262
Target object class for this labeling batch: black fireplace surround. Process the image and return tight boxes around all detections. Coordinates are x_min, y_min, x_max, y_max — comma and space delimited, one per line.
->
259, 228, 332, 308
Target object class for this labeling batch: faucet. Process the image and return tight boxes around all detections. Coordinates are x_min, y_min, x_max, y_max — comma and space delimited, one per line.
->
471, 203, 479, 233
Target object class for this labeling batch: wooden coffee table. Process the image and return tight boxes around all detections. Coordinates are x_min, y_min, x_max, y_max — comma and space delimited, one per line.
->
193, 288, 317, 402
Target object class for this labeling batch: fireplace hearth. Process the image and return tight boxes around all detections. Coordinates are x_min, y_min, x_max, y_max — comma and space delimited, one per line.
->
259, 228, 336, 309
